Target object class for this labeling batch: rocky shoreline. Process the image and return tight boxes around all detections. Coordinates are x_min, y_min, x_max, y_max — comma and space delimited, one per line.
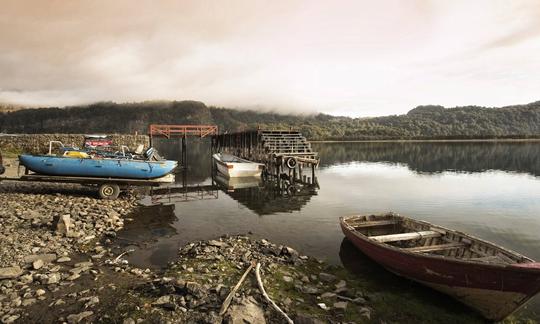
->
0, 174, 370, 324
0, 180, 137, 323
0, 167, 525, 323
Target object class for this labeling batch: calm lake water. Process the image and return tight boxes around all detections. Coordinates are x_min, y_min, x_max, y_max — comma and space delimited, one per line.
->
118, 140, 540, 319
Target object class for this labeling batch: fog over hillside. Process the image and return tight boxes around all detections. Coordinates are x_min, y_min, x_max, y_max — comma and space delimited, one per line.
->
1, 100, 539, 140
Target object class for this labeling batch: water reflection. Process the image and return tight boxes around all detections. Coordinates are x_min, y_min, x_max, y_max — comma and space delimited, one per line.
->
314, 141, 540, 176
116, 140, 540, 319
113, 204, 179, 267
215, 174, 318, 216
153, 137, 213, 183
143, 181, 220, 206
338, 239, 483, 320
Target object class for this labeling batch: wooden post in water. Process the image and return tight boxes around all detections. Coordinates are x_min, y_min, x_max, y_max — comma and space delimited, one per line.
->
181, 135, 187, 169
277, 163, 282, 190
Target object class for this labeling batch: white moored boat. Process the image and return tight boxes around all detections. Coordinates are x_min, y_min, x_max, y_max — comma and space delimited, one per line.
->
213, 153, 265, 178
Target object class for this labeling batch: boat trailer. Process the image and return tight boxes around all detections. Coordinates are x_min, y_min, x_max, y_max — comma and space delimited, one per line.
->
0, 173, 174, 200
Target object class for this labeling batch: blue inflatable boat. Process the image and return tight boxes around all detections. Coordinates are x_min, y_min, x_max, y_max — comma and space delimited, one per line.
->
19, 154, 178, 179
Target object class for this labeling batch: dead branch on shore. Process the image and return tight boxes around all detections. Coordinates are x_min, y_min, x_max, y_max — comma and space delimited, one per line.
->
219, 261, 255, 316
255, 262, 294, 324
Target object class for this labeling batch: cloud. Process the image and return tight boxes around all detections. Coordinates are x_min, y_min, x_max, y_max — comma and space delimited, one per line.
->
0, 0, 539, 116
479, 2, 540, 51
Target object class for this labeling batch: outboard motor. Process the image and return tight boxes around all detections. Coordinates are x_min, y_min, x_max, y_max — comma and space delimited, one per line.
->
144, 147, 155, 161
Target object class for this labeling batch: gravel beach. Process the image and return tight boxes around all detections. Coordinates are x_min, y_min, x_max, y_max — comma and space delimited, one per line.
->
0, 159, 493, 323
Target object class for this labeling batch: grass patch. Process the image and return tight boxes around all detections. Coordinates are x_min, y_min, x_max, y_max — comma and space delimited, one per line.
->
1, 148, 21, 158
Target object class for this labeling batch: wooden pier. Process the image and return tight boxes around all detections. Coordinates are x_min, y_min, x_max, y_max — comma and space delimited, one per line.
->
212, 129, 319, 189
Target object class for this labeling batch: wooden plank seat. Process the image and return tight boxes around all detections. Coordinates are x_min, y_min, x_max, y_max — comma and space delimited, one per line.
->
404, 242, 466, 253
370, 231, 441, 243
353, 220, 398, 228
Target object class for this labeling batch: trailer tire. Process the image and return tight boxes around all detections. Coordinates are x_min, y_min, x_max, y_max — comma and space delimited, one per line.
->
99, 183, 120, 200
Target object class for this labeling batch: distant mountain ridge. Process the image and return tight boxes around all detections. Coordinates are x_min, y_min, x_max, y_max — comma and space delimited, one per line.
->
1, 100, 539, 140
0, 103, 25, 113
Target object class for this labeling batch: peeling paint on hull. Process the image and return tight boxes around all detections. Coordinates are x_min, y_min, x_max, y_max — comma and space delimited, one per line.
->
340, 219, 540, 321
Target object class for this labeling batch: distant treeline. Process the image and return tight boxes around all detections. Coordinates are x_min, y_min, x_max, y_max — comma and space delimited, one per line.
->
1, 100, 539, 140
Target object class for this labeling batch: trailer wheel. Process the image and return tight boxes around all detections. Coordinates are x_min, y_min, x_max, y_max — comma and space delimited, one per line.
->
98, 183, 120, 200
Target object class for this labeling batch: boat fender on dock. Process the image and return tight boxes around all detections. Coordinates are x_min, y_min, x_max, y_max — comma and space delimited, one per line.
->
285, 157, 297, 169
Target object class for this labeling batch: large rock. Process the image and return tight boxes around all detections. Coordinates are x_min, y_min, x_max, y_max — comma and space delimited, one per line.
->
208, 240, 227, 248
0, 266, 23, 279
21, 210, 41, 220
281, 246, 299, 257
47, 273, 61, 285
335, 280, 347, 289
52, 214, 72, 236
33, 259, 44, 270
185, 281, 208, 299
225, 297, 266, 324
67, 311, 93, 323
318, 272, 337, 283
24, 253, 57, 264
295, 314, 326, 324
297, 285, 319, 295
333, 301, 348, 310
152, 295, 176, 310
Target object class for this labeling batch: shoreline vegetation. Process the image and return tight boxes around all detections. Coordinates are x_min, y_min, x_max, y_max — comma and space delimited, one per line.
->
1, 100, 539, 140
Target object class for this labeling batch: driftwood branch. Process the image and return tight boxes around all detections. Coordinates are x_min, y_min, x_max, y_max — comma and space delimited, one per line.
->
113, 249, 135, 263
219, 262, 254, 316
255, 262, 294, 324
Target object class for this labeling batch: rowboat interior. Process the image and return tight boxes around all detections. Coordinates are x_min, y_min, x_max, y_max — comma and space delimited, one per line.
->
344, 213, 532, 265
217, 154, 253, 163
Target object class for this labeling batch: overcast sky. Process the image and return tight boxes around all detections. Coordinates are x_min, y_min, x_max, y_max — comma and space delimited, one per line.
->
0, 1, 539, 116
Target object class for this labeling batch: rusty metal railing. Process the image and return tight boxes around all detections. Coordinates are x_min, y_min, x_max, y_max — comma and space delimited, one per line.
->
148, 124, 218, 139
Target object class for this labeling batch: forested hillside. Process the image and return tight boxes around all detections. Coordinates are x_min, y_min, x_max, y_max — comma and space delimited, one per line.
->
1, 100, 539, 140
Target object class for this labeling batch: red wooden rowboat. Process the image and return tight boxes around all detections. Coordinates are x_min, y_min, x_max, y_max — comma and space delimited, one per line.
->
340, 213, 540, 321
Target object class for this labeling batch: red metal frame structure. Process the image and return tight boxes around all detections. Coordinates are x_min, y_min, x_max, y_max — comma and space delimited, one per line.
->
148, 124, 218, 140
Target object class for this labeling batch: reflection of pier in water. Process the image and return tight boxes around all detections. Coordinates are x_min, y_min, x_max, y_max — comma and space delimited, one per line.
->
141, 170, 219, 206
214, 174, 318, 216
142, 170, 318, 215
145, 184, 219, 205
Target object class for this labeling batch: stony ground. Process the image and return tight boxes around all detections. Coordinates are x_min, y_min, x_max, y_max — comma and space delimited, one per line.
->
0, 159, 534, 323
0, 180, 137, 323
